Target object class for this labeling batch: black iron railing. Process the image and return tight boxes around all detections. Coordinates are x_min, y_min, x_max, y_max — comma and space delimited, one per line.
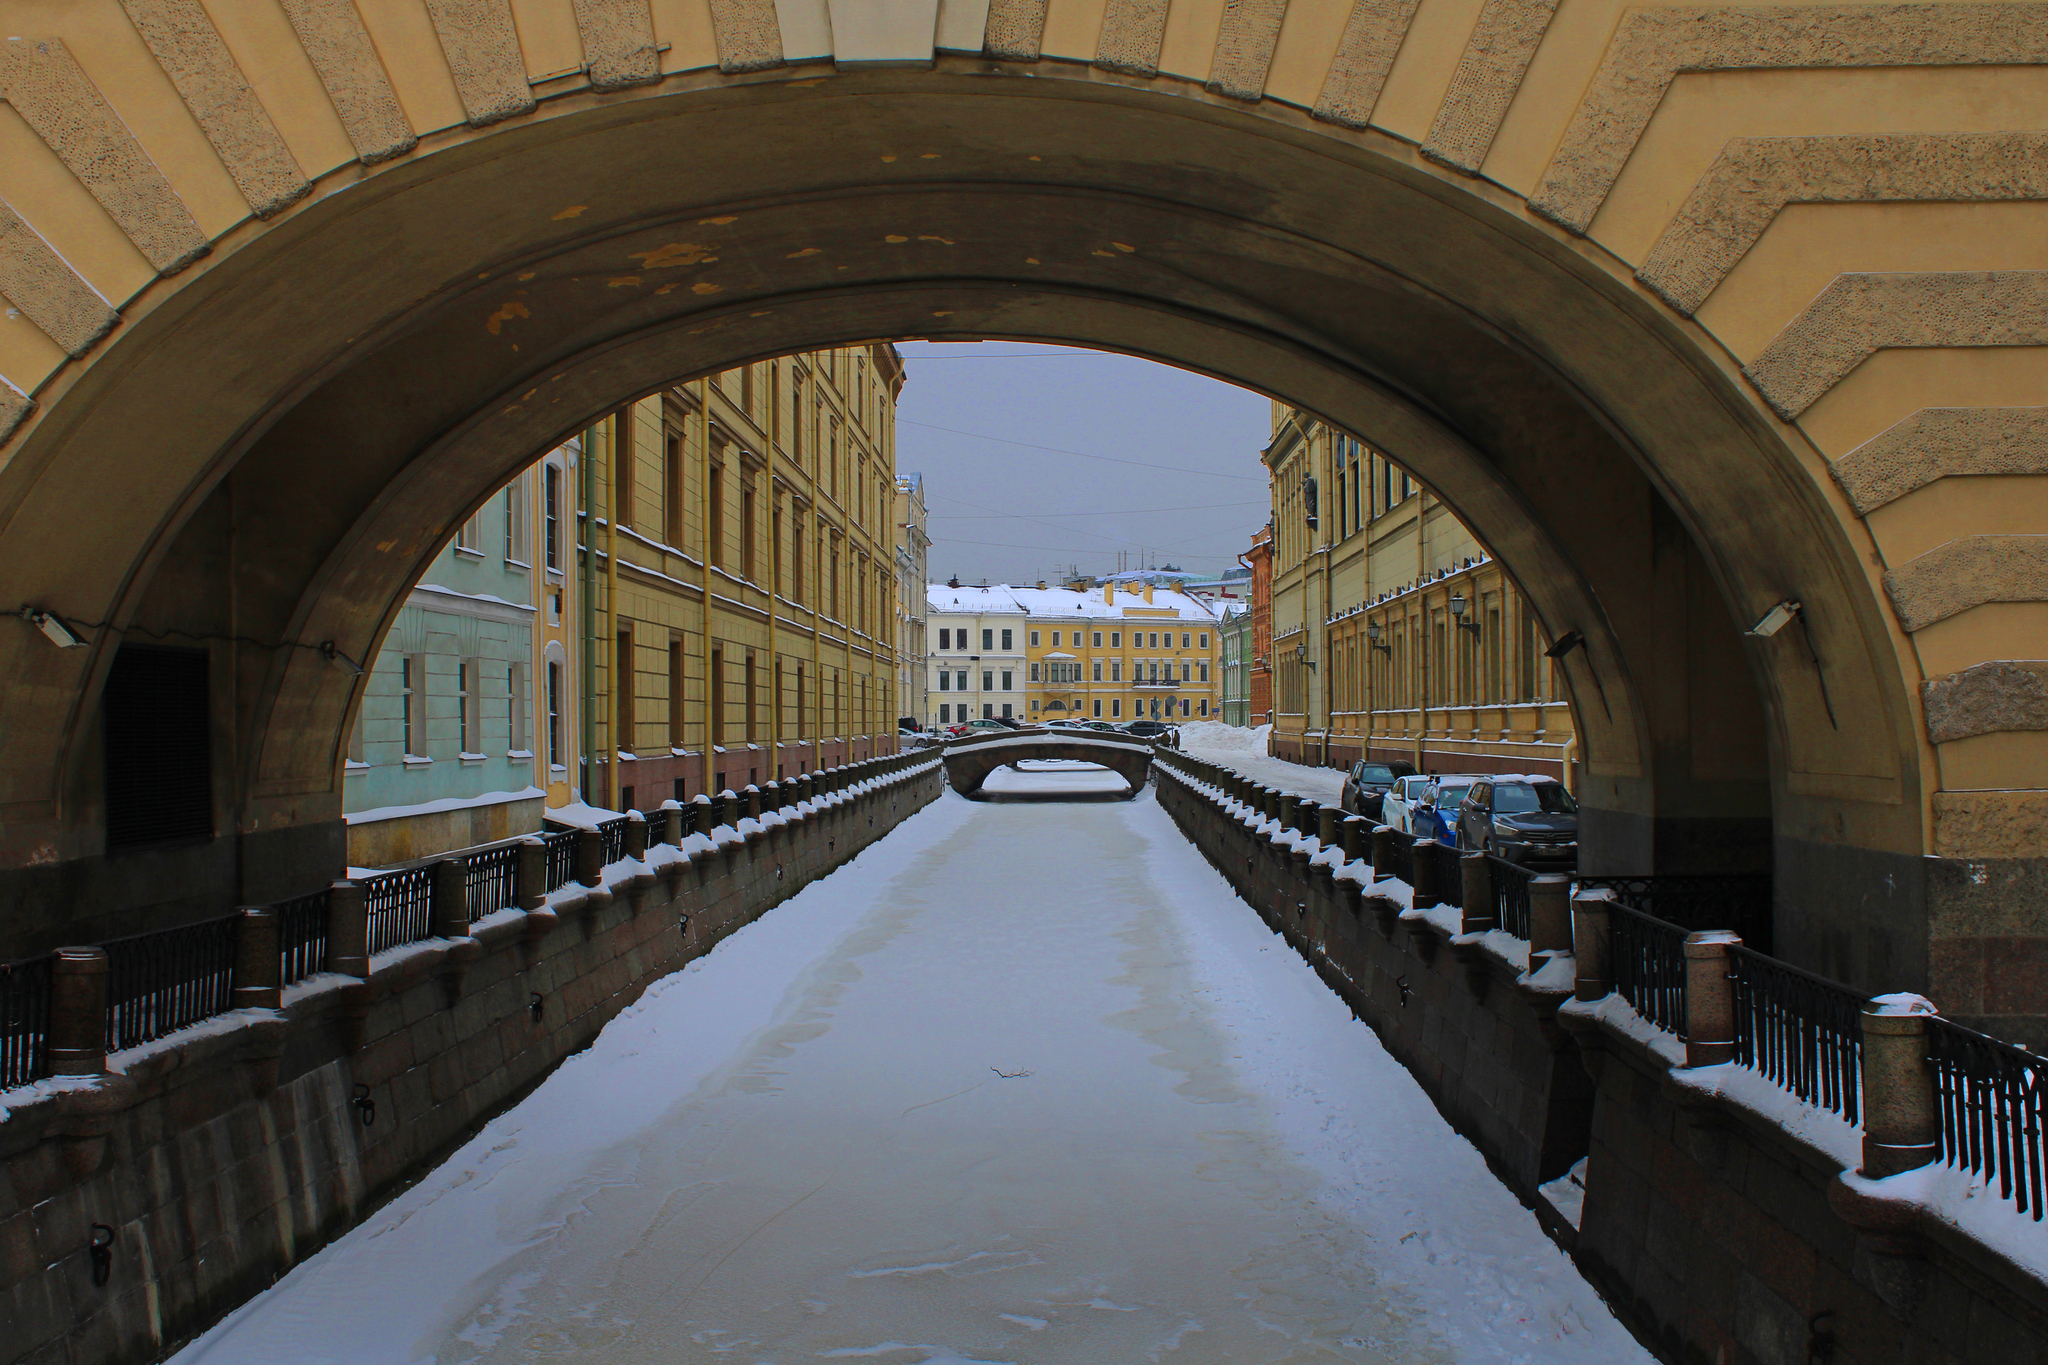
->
1729, 945, 1865, 1123
104, 915, 239, 1051
466, 845, 520, 919
1423, 841, 1463, 908
543, 830, 577, 890
0, 954, 54, 1088
1378, 827, 1415, 885
276, 890, 329, 985
597, 817, 629, 865
1609, 904, 1689, 1036
1928, 1016, 2046, 1221
1489, 857, 1535, 939
1579, 874, 1773, 953
364, 866, 432, 955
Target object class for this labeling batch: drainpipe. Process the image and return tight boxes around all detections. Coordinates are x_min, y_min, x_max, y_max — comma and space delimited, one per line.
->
580, 421, 598, 802
607, 407, 623, 807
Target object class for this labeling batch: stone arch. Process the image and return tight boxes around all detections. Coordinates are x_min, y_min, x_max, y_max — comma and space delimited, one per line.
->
0, 0, 2038, 1032
943, 734, 1157, 799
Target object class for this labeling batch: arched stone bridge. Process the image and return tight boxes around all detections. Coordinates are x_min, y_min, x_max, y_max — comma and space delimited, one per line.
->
941, 732, 1158, 798
0, 0, 2041, 1039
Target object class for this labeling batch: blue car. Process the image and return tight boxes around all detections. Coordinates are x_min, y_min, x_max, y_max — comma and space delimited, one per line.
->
1414, 776, 1483, 849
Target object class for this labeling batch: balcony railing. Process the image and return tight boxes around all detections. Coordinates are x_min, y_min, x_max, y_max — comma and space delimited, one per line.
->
104, 915, 238, 1052
1730, 945, 1865, 1124
1929, 1016, 2046, 1221
0, 954, 53, 1090
1608, 904, 1689, 1036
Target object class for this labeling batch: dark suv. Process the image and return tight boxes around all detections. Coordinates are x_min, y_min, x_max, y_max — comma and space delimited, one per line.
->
1340, 759, 1418, 818
1123, 720, 1179, 747
1457, 777, 1579, 868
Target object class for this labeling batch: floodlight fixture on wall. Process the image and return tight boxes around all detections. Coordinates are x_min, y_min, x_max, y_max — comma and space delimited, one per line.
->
1543, 630, 1585, 659
1745, 600, 1802, 638
20, 607, 85, 648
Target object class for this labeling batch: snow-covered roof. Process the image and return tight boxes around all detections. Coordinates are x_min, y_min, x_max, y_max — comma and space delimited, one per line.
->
925, 582, 1221, 623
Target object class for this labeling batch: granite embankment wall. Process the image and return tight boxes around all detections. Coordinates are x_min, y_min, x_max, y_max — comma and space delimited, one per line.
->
0, 758, 944, 1365
1152, 758, 2048, 1365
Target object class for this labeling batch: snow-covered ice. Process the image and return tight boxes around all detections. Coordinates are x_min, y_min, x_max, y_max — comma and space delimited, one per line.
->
171, 771, 1649, 1365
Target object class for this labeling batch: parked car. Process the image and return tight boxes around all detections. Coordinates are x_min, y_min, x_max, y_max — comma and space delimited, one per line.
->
1340, 759, 1418, 819
1080, 720, 1120, 732
1122, 719, 1180, 747
1456, 777, 1579, 867
1412, 774, 1485, 849
1378, 774, 1436, 832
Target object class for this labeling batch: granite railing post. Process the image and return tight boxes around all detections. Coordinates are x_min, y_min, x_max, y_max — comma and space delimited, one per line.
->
1460, 854, 1494, 934
1571, 889, 1612, 1001
1372, 826, 1395, 881
48, 946, 109, 1076
1318, 806, 1340, 848
1682, 930, 1739, 1067
1529, 875, 1572, 955
430, 858, 471, 938
1341, 815, 1366, 864
231, 906, 282, 1010
659, 799, 683, 845
1410, 838, 1441, 909
625, 812, 648, 860
515, 838, 547, 909
576, 829, 603, 887
328, 880, 369, 978
1295, 798, 1319, 840
1860, 995, 1941, 1177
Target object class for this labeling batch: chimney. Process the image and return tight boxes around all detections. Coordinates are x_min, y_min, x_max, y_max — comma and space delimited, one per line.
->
948, 574, 960, 588
1143, 585, 1154, 604
1037, 580, 1046, 591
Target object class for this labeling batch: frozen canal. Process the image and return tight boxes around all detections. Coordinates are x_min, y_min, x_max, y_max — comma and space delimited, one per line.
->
175, 766, 1650, 1365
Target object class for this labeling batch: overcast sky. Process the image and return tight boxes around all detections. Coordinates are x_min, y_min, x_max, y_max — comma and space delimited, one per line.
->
893, 341, 1274, 587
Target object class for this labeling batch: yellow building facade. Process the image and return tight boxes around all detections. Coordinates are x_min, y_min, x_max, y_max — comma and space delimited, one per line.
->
576, 345, 907, 809
1015, 583, 1223, 725
1266, 407, 1575, 784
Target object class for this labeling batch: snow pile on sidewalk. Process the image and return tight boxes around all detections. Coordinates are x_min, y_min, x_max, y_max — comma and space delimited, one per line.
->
1181, 728, 1348, 806
1175, 720, 1267, 752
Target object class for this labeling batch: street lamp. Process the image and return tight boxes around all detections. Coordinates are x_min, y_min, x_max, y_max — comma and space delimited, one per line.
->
1366, 620, 1391, 655
1449, 591, 1482, 637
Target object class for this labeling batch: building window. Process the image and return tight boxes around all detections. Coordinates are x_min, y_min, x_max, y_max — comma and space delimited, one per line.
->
1181, 699, 1190, 716
982, 670, 993, 691
1199, 632, 1209, 648
1029, 663, 1040, 681
938, 671, 950, 691
669, 640, 685, 747
1181, 632, 1190, 648
1001, 628, 1012, 650
509, 662, 528, 751
955, 670, 966, 691
1092, 700, 1102, 717
1199, 662, 1209, 682
940, 628, 951, 649
707, 463, 724, 567
1199, 699, 1208, 716
1092, 662, 1102, 681
1181, 663, 1191, 682
457, 659, 478, 754
402, 654, 424, 757
504, 480, 529, 564
1110, 631, 1120, 647
1092, 631, 1102, 647
544, 464, 562, 570
1000, 671, 1012, 691
547, 661, 563, 767
940, 703, 950, 722
613, 410, 634, 530
616, 631, 635, 753
1050, 631, 1060, 646
982, 629, 993, 650
1111, 662, 1121, 681
1001, 703, 1012, 718
1030, 630, 1040, 647
454, 510, 482, 554
1111, 699, 1121, 718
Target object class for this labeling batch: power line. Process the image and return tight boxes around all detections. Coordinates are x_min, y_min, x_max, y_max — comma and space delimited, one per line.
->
897, 418, 1265, 482
928, 499, 1254, 519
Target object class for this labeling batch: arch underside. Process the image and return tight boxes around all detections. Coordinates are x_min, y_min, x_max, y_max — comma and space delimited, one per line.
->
943, 738, 1158, 798
0, 2, 2035, 1037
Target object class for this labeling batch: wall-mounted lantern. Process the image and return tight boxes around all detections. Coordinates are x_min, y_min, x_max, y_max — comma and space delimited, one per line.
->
1366, 621, 1391, 656
1449, 592, 1482, 637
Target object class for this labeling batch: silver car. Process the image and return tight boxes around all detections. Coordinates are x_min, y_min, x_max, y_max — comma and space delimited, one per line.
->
1378, 774, 1436, 832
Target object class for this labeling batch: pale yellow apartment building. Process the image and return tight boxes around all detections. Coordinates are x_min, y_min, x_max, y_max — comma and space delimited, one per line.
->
1265, 405, 1576, 785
